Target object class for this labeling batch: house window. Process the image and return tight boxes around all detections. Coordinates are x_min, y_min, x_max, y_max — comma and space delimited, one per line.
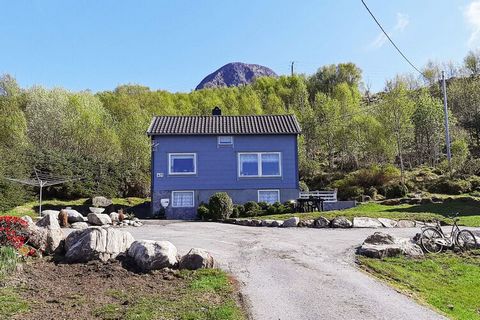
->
258, 190, 280, 204
172, 191, 195, 207
238, 152, 281, 177
218, 136, 233, 146
169, 153, 196, 175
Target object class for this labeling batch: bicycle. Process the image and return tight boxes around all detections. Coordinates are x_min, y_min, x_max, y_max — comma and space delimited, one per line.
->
419, 212, 478, 254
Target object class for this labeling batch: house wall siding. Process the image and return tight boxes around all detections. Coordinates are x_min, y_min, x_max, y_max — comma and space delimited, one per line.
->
151, 134, 299, 218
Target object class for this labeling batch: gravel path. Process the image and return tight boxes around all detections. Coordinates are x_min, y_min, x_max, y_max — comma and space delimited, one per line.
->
127, 222, 448, 320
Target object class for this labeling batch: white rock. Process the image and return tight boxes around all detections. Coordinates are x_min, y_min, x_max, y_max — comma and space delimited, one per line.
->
378, 218, 398, 228
109, 212, 120, 223
28, 224, 64, 254
179, 248, 214, 270
65, 227, 134, 262
353, 217, 383, 228
70, 222, 89, 229
282, 217, 300, 227
87, 213, 112, 226
127, 240, 178, 271
41, 210, 59, 217
64, 209, 84, 223
36, 212, 60, 230
396, 220, 416, 228
92, 196, 113, 208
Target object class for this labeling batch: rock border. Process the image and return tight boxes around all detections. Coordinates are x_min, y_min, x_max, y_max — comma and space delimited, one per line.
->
224, 216, 435, 229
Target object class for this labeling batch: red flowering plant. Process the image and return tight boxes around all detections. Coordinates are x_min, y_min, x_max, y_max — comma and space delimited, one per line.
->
0, 216, 30, 249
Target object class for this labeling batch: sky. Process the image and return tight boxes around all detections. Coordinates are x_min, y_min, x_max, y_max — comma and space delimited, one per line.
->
0, 0, 479, 93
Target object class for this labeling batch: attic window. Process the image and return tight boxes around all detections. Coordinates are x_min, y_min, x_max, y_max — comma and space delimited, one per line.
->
218, 136, 233, 146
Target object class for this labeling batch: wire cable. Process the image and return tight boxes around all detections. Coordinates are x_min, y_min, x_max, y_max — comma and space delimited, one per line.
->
361, 0, 426, 78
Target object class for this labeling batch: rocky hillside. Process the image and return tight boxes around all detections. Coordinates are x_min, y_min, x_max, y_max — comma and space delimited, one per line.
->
195, 62, 277, 90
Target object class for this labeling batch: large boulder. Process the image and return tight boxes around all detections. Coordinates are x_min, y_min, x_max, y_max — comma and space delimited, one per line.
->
27, 223, 65, 255
127, 240, 178, 271
64, 209, 84, 223
271, 220, 284, 227
65, 227, 134, 262
378, 218, 398, 228
92, 196, 113, 208
282, 217, 300, 228
36, 212, 60, 230
87, 213, 112, 226
358, 232, 424, 259
330, 217, 352, 228
179, 248, 214, 270
21, 216, 34, 225
299, 219, 314, 228
353, 217, 383, 228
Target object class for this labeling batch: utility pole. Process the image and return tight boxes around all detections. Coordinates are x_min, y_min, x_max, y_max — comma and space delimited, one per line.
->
290, 61, 295, 76
441, 70, 452, 169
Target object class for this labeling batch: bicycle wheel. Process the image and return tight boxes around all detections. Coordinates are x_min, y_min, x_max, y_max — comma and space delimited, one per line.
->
420, 228, 443, 253
456, 230, 478, 251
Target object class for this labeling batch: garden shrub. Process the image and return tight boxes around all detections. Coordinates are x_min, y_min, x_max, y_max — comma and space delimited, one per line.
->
244, 201, 260, 214
380, 182, 408, 199
207, 192, 233, 220
428, 178, 472, 195
197, 204, 210, 220
0, 216, 29, 249
231, 204, 244, 218
257, 202, 269, 211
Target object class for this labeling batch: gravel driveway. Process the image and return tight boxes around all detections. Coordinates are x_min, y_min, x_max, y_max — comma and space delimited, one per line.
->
127, 222, 447, 320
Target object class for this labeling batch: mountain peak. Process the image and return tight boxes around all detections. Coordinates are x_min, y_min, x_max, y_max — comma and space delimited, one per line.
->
195, 62, 277, 90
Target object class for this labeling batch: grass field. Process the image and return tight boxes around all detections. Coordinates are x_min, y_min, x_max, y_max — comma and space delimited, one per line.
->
254, 198, 480, 227
358, 252, 480, 320
1, 197, 149, 219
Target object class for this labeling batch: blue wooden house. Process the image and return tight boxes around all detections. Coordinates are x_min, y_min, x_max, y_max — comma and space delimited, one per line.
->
146, 108, 302, 219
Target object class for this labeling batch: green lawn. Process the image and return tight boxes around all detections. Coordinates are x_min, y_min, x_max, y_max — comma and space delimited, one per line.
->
252, 198, 480, 227
1, 197, 149, 219
358, 252, 480, 320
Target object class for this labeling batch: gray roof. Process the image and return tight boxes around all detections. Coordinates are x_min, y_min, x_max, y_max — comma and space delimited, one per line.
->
147, 114, 301, 136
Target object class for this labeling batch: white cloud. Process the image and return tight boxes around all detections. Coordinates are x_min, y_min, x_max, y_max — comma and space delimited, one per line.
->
465, 1, 480, 47
369, 13, 410, 49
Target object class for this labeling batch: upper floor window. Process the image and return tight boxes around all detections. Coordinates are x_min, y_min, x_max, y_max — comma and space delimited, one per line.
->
238, 152, 281, 177
169, 153, 197, 175
218, 136, 233, 147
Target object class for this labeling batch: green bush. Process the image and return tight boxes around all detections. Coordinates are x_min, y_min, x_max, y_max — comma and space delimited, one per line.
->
207, 192, 233, 220
197, 204, 210, 220
231, 204, 244, 218
381, 182, 408, 198
244, 201, 260, 213
257, 202, 269, 211
428, 178, 472, 195
468, 175, 480, 191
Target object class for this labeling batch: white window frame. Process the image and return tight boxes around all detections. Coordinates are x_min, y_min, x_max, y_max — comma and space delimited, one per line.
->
237, 152, 282, 177
258, 189, 280, 204
168, 153, 197, 175
172, 190, 195, 208
217, 136, 234, 147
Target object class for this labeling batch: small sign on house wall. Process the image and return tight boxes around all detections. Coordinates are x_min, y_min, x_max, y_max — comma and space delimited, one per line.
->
156, 172, 164, 178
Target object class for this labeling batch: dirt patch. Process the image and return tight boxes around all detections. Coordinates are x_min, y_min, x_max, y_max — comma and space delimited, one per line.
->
4, 257, 245, 320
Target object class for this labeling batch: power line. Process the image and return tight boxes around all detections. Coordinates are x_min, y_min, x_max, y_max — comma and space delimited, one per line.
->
360, 0, 425, 78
